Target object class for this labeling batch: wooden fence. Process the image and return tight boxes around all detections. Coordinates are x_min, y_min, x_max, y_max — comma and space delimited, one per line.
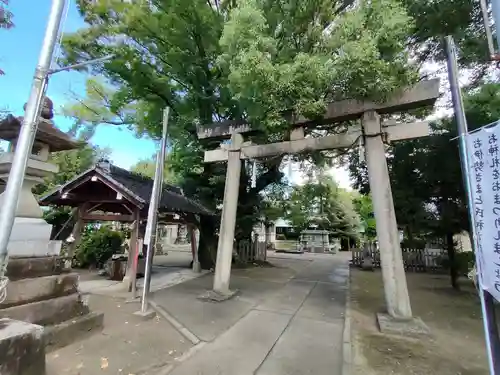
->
351, 244, 446, 272
236, 239, 267, 263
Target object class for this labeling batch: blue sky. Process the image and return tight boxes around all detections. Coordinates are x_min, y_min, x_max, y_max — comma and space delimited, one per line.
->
0, 0, 155, 169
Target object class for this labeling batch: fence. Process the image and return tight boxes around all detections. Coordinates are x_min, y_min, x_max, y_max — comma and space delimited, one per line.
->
236, 239, 267, 263
351, 244, 446, 272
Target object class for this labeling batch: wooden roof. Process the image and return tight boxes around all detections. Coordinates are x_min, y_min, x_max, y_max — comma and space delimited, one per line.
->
39, 162, 214, 217
0, 115, 80, 151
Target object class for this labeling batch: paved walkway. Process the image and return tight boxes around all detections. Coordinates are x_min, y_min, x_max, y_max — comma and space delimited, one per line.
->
152, 252, 349, 375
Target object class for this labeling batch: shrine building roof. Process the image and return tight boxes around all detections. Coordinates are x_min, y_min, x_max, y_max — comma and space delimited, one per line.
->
39, 160, 214, 217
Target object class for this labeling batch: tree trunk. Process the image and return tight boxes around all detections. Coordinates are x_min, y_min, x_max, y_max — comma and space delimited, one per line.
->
446, 232, 460, 290
198, 215, 217, 269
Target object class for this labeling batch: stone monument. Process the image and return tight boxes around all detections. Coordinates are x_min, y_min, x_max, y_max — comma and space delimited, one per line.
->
0, 98, 103, 375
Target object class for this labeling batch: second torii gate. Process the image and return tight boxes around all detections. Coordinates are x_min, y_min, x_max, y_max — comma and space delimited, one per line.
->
198, 79, 439, 323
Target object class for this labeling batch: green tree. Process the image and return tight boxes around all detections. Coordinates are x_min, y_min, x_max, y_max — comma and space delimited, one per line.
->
0, 0, 13, 75
61, 0, 420, 267
404, 0, 491, 79
130, 155, 179, 184
285, 175, 361, 242
34, 143, 111, 196
352, 194, 377, 240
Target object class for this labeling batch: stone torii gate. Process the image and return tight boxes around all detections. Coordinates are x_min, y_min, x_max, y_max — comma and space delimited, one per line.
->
198, 79, 439, 324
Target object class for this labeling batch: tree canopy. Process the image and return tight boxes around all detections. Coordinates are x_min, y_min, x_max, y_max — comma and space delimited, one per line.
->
34, 143, 111, 196
284, 175, 361, 241
0, 0, 13, 75
129, 154, 179, 184
60, 0, 422, 267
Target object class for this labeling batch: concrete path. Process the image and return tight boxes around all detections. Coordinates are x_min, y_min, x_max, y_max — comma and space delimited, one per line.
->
152, 252, 349, 375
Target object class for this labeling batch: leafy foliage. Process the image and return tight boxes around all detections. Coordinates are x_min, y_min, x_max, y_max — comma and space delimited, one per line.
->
0, 0, 13, 75
404, 0, 492, 78
61, 0, 424, 266
129, 155, 179, 184
284, 175, 361, 240
75, 226, 124, 268
352, 194, 377, 240
33, 143, 111, 196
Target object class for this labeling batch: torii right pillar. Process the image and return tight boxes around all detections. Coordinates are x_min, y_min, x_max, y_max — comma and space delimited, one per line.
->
362, 110, 412, 319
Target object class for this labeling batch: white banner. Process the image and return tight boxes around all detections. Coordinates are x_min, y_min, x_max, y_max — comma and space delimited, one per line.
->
467, 124, 500, 302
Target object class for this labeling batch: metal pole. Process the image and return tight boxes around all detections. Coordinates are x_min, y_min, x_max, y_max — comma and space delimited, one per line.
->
492, 0, 500, 52
479, 0, 496, 56
140, 107, 170, 313
48, 54, 115, 75
0, 0, 65, 277
445, 35, 500, 374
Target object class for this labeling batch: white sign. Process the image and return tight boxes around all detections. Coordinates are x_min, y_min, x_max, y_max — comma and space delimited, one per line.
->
468, 125, 500, 302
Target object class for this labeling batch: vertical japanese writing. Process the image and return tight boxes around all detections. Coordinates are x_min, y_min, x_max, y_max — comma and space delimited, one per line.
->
488, 133, 500, 292
468, 126, 500, 301
473, 137, 485, 269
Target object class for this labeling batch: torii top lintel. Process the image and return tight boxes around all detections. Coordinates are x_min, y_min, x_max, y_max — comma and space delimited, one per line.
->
196, 79, 440, 140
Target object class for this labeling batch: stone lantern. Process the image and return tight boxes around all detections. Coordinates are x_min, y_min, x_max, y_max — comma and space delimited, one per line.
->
0, 97, 79, 257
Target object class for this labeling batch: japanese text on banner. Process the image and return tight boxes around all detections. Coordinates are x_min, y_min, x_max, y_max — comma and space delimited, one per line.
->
468, 125, 500, 301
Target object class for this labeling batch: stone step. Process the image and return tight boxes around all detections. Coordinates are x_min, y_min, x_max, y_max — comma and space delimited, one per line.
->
0, 273, 79, 309
7, 256, 69, 281
44, 311, 104, 352
0, 319, 45, 375
0, 293, 89, 326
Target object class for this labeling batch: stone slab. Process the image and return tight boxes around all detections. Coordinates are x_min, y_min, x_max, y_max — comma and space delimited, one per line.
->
376, 313, 430, 337
6, 256, 67, 281
133, 309, 156, 320
256, 280, 314, 315
295, 282, 346, 322
1, 273, 79, 308
197, 289, 239, 302
256, 317, 343, 375
169, 310, 292, 375
0, 319, 46, 375
8, 218, 53, 242
8, 240, 61, 258
0, 293, 88, 326
44, 311, 104, 351
153, 286, 254, 342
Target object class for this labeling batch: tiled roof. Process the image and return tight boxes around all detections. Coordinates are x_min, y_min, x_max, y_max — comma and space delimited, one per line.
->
104, 165, 214, 216
39, 162, 214, 217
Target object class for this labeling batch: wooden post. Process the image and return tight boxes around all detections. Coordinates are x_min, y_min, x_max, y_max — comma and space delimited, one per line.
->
126, 209, 140, 295
66, 205, 84, 269
190, 224, 201, 273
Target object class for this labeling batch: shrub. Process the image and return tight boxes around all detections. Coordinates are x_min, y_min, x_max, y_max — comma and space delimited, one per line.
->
437, 251, 475, 275
75, 226, 124, 268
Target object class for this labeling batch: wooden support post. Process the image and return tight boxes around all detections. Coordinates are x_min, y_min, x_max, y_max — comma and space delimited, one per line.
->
189, 225, 201, 273
66, 205, 84, 269
125, 209, 140, 295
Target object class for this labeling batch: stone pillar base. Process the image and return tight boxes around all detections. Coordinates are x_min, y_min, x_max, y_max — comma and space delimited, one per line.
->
0, 319, 45, 375
376, 313, 430, 337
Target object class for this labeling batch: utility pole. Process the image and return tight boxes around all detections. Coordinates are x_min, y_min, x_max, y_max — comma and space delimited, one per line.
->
445, 35, 500, 374
0, 0, 65, 281
140, 107, 169, 314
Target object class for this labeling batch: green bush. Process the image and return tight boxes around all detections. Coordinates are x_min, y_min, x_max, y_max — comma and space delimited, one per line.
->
438, 251, 475, 275
75, 226, 124, 268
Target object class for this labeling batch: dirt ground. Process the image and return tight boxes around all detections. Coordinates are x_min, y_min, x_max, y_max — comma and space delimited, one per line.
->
46, 295, 193, 375
350, 268, 489, 375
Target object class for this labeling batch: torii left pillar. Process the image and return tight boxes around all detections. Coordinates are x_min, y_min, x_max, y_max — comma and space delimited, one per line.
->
212, 133, 243, 297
